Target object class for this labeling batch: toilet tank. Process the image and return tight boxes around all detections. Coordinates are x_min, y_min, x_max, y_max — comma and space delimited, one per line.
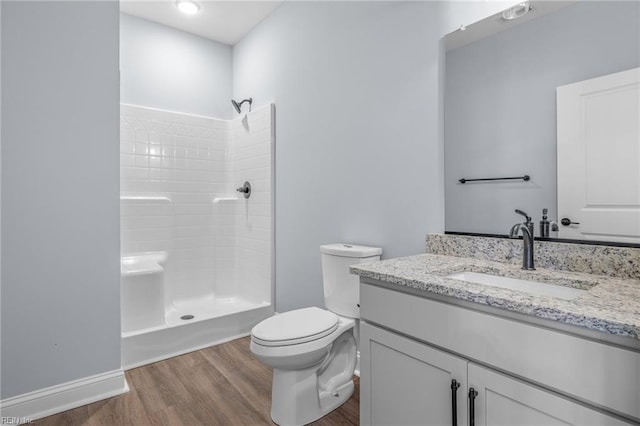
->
320, 243, 382, 319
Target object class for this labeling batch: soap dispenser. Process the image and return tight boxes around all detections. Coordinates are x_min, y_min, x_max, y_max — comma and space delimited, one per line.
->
540, 208, 558, 238
540, 208, 550, 238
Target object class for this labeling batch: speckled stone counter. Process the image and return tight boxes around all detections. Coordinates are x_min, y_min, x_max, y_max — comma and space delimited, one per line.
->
426, 233, 640, 280
351, 253, 640, 340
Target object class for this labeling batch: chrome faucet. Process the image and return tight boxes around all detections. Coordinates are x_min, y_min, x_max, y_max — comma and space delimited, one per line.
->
509, 209, 535, 270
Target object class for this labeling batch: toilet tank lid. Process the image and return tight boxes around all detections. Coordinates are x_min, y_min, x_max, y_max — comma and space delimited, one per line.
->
320, 243, 382, 258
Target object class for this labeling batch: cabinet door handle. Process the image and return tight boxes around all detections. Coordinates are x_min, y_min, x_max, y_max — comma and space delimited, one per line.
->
468, 387, 478, 426
451, 379, 460, 426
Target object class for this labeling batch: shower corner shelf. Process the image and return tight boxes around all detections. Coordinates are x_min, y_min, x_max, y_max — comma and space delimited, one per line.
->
120, 195, 172, 203
213, 196, 240, 204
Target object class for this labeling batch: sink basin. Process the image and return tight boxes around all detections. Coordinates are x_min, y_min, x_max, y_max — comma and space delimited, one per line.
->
446, 271, 587, 301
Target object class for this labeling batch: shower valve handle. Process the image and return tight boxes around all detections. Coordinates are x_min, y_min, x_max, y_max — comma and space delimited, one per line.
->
236, 181, 252, 199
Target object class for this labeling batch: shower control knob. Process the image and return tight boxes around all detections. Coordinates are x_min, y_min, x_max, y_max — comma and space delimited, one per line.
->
561, 218, 580, 226
236, 181, 251, 199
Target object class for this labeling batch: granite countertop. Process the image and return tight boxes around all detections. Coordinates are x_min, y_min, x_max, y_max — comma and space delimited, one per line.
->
351, 254, 640, 340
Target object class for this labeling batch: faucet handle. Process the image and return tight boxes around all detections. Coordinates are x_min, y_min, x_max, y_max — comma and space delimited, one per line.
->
515, 209, 531, 223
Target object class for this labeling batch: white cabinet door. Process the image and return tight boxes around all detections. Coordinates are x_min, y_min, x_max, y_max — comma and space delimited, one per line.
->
557, 67, 640, 243
360, 322, 468, 426
468, 363, 631, 426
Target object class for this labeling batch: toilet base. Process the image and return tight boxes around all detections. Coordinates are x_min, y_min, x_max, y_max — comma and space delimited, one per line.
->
271, 367, 354, 426
251, 316, 357, 425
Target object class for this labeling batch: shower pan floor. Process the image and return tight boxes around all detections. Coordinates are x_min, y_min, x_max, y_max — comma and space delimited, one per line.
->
165, 296, 266, 327
122, 297, 272, 370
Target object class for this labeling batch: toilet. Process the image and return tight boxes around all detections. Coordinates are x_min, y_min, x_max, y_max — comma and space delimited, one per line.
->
250, 243, 382, 425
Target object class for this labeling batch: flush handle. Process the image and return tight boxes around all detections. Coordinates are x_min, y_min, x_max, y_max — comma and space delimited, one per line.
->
560, 218, 580, 226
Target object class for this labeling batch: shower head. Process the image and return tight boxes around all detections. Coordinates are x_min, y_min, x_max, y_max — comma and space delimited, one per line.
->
231, 98, 252, 114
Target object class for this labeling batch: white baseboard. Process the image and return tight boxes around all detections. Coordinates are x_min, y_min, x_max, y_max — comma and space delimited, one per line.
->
0, 369, 128, 424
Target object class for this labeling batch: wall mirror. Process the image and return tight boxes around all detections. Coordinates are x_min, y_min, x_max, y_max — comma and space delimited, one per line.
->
444, 0, 640, 244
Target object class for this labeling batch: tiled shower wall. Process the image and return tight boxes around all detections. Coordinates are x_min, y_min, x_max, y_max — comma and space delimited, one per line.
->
231, 107, 274, 305
120, 104, 273, 307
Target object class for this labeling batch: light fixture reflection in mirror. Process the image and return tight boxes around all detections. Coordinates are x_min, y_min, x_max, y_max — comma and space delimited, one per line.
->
502, 2, 532, 21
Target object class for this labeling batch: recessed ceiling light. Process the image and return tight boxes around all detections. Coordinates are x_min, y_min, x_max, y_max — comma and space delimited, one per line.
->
176, 0, 200, 15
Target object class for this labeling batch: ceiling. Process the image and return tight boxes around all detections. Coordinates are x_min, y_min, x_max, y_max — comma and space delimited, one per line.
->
120, 1, 283, 45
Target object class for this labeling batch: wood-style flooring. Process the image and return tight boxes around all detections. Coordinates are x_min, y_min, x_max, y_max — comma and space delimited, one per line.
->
36, 337, 359, 426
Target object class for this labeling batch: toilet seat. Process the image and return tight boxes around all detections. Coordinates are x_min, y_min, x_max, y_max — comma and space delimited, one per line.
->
252, 307, 339, 347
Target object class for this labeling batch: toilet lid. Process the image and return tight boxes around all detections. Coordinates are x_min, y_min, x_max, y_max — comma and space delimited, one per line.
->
251, 307, 339, 347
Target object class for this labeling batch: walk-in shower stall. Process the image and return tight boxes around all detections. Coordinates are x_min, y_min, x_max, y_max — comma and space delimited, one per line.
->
120, 103, 274, 368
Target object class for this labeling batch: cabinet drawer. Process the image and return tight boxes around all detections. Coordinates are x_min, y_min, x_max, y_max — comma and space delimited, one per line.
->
361, 282, 640, 421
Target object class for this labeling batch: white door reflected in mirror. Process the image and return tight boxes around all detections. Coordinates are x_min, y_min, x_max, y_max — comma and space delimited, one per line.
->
557, 67, 640, 243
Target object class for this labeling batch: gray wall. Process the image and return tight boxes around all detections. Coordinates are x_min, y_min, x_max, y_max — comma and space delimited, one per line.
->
233, 1, 447, 312
0, 0, 2, 388
0, 0, 527, 402
445, 1, 640, 236
1, 1, 121, 398
120, 13, 233, 119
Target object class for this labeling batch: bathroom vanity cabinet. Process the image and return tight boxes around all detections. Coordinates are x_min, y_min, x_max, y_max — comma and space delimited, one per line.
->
359, 282, 639, 425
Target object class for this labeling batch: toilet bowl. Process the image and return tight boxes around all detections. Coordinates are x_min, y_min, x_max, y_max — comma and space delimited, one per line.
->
251, 307, 356, 425
250, 243, 382, 425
